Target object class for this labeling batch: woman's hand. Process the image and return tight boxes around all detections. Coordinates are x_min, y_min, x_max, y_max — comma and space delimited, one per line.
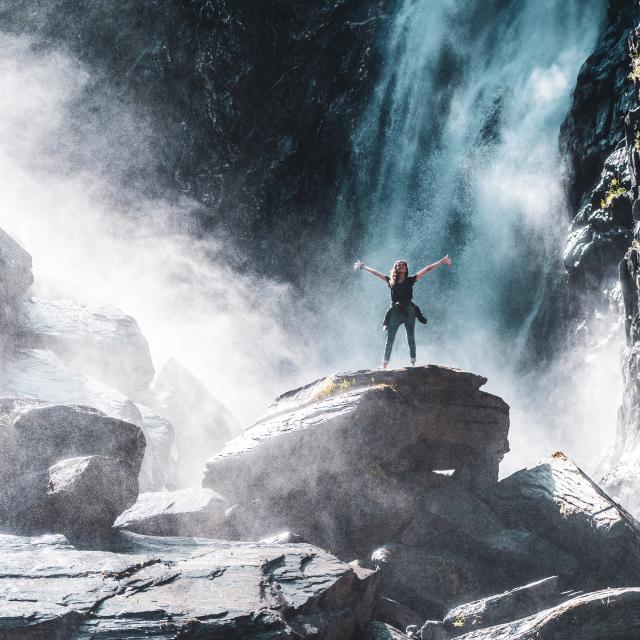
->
353, 260, 364, 270
441, 255, 452, 267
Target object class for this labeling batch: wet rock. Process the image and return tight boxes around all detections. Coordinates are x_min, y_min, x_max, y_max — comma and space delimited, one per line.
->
452, 587, 640, 639
151, 358, 242, 487
114, 487, 227, 537
374, 597, 423, 634
367, 621, 411, 640
371, 543, 478, 619
260, 531, 310, 545
486, 452, 640, 586
16, 297, 155, 398
204, 367, 509, 556
0, 532, 377, 639
47, 455, 138, 533
443, 576, 561, 635
419, 621, 448, 640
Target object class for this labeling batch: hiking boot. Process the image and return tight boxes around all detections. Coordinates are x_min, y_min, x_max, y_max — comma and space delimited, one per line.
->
416, 311, 427, 325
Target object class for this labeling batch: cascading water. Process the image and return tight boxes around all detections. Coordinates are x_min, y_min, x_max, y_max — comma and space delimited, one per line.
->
336, 0, 618, 472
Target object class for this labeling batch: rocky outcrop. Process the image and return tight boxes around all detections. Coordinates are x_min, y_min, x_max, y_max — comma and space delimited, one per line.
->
0, 399, 144, 533
16, 297, 155, 398
452, 587, 640, 640
151, 358, 241, 487
203, 366, 509, 557
487, 452, 640, 587
367, 622, 411, 640
0, 531, 377, 639
114, 487, 227, 537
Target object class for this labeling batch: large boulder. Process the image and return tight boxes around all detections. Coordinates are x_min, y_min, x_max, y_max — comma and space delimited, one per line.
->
453, 587, 640, 640
114, 487, 227, 537
0, 532, 377, 639
0, 399, 144, 533
16, 297, 155, 398
486, 452, 640, 587
203, 367, 509, 557
0, 349, 177, 490
151, 358, 242, 487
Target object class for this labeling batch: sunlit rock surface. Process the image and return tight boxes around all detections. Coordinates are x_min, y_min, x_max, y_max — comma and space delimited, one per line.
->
16, 297, 155, 398
135, 404, 177, 492
114, 487, 227, 537
0, 532, 376, 640
151, 358, 242, 487
0, 399, 144, 533
453, 587, 640, 640
203, 367, 509, 556
486, 452, 640, 587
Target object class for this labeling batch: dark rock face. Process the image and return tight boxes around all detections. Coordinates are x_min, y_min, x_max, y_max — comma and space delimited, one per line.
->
452, 587, 640, 640
486, 452, 640, 587
366, 622, 411, 640
151, 358, 241, 488
114, 487, 227, 537
16, 298, 155, 399
560, 0, 638, 213
0, 532, 377, 639
203, 366, 510, 557
0, 399, 144, 533
442, 576, 561, 636
0, 1, 387, 279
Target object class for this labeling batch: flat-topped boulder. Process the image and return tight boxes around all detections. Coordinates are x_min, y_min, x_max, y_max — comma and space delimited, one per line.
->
16, 298, 154, 398
203, 366, 509, 557
204, 366, 509, 497
0, 532, 377, 639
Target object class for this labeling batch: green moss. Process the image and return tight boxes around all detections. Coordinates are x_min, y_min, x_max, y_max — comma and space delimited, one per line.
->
600, 178, 627, 210
630, 52, 640, 82
314, 377, 355, 400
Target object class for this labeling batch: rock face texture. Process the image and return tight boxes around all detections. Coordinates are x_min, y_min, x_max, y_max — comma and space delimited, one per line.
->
0, 399, 144, 533
16, 297, 155, 399
203, 366, 510, 556
151, 358, 241, 487
0, 532, 377, 640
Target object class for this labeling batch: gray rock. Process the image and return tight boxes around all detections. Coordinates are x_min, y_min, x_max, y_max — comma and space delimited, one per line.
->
419, 621, 448, 640
0, 532, 377, 639
486, 452, 640, 586
151, 358, 242, 487
203, 367, 509, 556
114, 487, 227, 537
443, 576, 561, 635
0, 229, 32, 341
367, 621, 411, 639
48, 456, 138, 533
259, 530, 310, 545
453, 587, 640, 639
135, 404, 177, 492
374, 597, 423, 634
16, 297, 155, 398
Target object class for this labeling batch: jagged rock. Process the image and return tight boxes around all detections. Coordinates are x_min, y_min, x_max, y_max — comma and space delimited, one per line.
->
418, 621, 448, 640
135, 404, 177, 492
443, 576, 561, 635
0, 532, 377, 639
371, 543, 478, 618
114, 487, 227, 537
399, 486, 576, 588
452, 587, 640, 639
151, 358, 242, 487
16, 297, 155, 398
0, 349, 176, 490
0, 228, 33, 343
374, 597, 423, 634
47, 455, 138, 533
203, 367, 509, 557
366, 622, 411, 640
486, 452, 640, 586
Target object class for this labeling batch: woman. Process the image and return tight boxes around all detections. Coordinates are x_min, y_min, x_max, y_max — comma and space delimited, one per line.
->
354, 256, 452, 368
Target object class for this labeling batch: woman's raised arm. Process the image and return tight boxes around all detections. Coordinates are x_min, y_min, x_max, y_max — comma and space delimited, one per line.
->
415, 255, 452, 281
354, 260, 388, 283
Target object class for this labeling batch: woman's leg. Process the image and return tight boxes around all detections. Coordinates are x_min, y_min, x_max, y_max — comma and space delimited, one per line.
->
404, 307, 417, 362
383, 309, 402, 364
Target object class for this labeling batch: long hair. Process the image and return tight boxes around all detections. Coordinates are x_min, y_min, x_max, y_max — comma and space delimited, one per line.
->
389, 260, 409, 287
